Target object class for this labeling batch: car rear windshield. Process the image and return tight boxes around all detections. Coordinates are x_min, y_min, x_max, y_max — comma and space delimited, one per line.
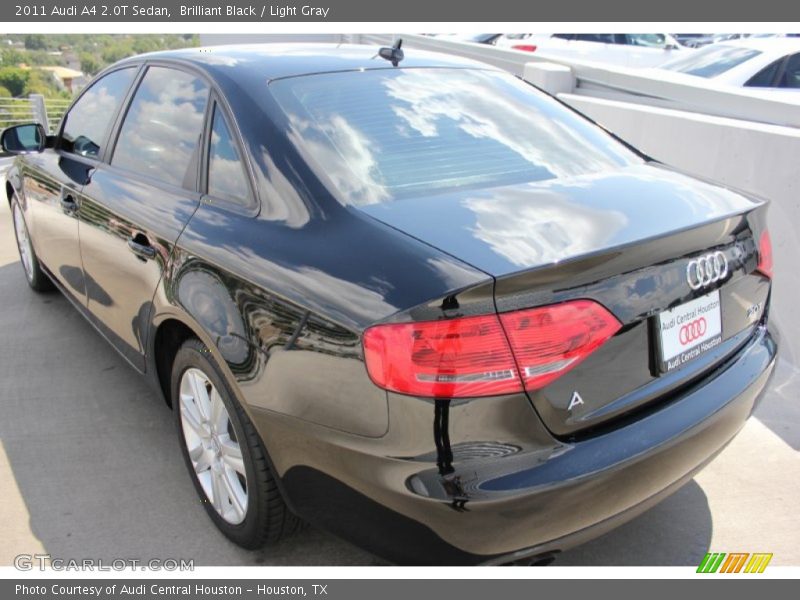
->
269, 68, 640, 205
661, 45, 762, 78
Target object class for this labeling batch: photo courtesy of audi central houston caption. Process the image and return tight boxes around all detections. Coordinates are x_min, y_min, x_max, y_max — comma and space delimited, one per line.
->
2, 43, 777, 565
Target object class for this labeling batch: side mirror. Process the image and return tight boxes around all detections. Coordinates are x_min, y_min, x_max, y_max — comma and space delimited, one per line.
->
1, 123, 47, 155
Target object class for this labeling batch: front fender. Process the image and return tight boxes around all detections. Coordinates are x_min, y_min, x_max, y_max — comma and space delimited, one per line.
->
4, 160, 23, 203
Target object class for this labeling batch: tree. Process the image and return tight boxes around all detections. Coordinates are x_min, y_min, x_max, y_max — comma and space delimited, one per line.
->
24, 34, 47, 51
0, 85, 13, 98
79, 52, 100, 76
0, 67, 30, 97
23, 70, 70, 99
23, 70, 54, 96
24, 50, 64, 66
1, 48, 26, 67
101, 41, 135, 64
132, 37, 159, 54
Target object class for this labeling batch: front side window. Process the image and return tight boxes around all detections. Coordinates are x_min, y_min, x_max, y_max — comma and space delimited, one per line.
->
625, 34, 667, 48
112, 66, 209, 188
207, 106, 250, 205
573, 34, 616, 44
60, 67, 136, 158
661, 45, 761, 78
270, 68, 640, 206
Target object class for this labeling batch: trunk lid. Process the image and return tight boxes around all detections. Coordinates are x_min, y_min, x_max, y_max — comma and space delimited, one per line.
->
358, 163, 761, 277
360, 163, 771, 436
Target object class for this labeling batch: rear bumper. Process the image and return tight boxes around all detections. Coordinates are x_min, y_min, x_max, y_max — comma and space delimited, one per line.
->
261, 323, 777, 565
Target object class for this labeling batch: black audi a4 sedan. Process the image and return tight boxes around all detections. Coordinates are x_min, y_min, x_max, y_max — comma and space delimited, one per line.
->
2, 44, 777, 565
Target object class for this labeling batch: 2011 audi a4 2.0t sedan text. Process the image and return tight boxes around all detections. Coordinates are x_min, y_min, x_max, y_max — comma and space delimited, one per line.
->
2, 43, 777, 565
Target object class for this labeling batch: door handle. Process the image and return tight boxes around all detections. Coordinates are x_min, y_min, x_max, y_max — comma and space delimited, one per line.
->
127, 234, 157, 261
60, 194, 78, 214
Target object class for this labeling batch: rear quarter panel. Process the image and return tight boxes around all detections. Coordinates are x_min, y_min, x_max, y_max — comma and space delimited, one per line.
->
155, 196, 490, 438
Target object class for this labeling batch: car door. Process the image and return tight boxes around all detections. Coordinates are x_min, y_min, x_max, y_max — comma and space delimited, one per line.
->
565, 34, 620, 65
76, 64, 210, 370
18, 66, 137, 301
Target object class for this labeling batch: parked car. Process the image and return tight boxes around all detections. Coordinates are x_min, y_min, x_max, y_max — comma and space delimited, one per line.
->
433, 33, 502, 45
671, 33, 718, 48
746, 33, 800, 39
659, 38, 800, 91
494, 33, 686, 67
2, 44, 777, 565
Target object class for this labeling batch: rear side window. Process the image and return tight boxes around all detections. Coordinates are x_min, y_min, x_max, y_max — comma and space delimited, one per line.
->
112, 66, 209, 188
777, 53, 800, 88
60, 67, 136, 158
662, 45, 761, 78
270, 68, 639, 206
745, 58, 783, 87
207, 105, 251, 205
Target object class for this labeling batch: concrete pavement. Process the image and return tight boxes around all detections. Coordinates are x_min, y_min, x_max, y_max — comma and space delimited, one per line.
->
0, 188, 798, 567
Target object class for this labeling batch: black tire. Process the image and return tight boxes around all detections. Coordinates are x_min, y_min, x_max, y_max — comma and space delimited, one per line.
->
10, 197, 54, 293
171, 338, 301, 549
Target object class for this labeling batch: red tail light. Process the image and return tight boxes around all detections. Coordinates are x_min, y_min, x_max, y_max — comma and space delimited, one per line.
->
363, 313, 519, 398
363, 300, 621, 398
512, 44, 538, 52
499, 300, 621, 391
756, 230, 773, 279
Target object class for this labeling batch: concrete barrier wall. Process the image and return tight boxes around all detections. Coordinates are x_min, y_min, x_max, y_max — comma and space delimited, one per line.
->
357, 33, 800, 127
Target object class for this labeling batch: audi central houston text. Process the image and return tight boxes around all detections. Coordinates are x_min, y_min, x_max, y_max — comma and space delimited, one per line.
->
16, 585, 252, 596
2, 44, 777, 564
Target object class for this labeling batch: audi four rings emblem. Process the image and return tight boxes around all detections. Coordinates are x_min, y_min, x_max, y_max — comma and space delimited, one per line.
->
680, 317, 708, 346
686, 251, 728, 290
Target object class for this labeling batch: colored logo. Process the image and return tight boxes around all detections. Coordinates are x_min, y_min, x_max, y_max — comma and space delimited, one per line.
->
679, 317, 707, 346
697, 552, 773, 573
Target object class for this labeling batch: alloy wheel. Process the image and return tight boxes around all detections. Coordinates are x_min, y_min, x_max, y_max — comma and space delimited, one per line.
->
179, 367, 248, 525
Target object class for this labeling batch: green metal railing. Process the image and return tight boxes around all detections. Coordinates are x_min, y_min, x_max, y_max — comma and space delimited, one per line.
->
43, 97, 71, 132
0, 97, 37, 130
0, 95, 73, 133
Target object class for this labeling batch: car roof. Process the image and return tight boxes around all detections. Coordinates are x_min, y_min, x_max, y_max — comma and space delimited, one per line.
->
115, 43, 495, 82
